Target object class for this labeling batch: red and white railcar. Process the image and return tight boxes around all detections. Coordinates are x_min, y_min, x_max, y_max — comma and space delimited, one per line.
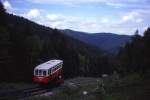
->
33, 60, 64, 84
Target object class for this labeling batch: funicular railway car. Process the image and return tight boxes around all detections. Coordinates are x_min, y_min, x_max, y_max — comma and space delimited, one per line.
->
33, 60, 64, 84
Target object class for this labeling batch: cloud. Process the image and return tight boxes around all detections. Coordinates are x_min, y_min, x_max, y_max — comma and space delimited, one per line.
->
23, 9, 40, 19
2, 0, 26, 15
105, 2, 126, 8
3, 0, 13, 11
122, 12, 139, 22
34, 13, 99, 32
120, 11, 144, 23
46, 14, 65, 22
23, 12, 146, 35
135, 18, 143, 23
101, 18, 109, 23
27, 0, 150, 8
38, 13, 130, 34
46, 15, 65, 28
28, 0, 145, 4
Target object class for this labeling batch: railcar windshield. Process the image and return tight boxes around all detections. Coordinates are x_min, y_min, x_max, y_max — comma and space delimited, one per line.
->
39, 70, 42, 75
43, 70, 46, 76
34, 69, 48, 76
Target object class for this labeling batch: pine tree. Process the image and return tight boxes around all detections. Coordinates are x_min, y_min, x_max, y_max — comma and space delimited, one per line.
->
0, 1, 6, 25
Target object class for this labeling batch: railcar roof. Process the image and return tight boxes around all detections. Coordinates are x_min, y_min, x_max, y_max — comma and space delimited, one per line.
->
35, 60, 63, 70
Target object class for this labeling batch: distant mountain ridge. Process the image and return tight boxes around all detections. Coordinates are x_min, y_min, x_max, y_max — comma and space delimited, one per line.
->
61, 29, 131, 53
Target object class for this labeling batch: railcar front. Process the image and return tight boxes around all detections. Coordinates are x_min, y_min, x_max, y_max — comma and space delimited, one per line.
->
33, 69, 50, 84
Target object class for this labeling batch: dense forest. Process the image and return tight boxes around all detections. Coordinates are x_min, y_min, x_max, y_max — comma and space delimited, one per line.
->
118, 29, 150, 75
0, 2, 115, 82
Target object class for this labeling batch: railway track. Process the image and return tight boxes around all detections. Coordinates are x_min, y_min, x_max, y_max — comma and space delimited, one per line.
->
0, 86, 53, 100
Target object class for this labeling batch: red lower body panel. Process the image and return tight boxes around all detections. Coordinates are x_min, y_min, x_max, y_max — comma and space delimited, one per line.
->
33, 76, 49, 84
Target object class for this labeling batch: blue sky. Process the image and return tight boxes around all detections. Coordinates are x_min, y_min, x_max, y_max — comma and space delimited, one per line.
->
2, 0, 150, 35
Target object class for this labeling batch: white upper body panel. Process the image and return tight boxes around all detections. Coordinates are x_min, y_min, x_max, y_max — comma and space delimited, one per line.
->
34, 60, 63, 70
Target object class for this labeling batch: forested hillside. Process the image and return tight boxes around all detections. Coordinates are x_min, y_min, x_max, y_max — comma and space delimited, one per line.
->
0, 2, 115, 82
118, 29, 150, 74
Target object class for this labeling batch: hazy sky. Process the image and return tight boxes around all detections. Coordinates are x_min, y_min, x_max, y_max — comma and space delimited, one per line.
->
2, 0, 150, 35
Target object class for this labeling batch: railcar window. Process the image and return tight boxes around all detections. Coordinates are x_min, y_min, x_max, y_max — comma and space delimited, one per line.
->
51, 68, 54, 73
39, 70, 42, 76
50, 64, 62, 74
35, 70, 38, 75
43, 70, 46, 76
48, 69, 50, 75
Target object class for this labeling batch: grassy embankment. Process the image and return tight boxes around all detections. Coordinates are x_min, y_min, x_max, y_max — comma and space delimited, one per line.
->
29, 73, 150, 100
